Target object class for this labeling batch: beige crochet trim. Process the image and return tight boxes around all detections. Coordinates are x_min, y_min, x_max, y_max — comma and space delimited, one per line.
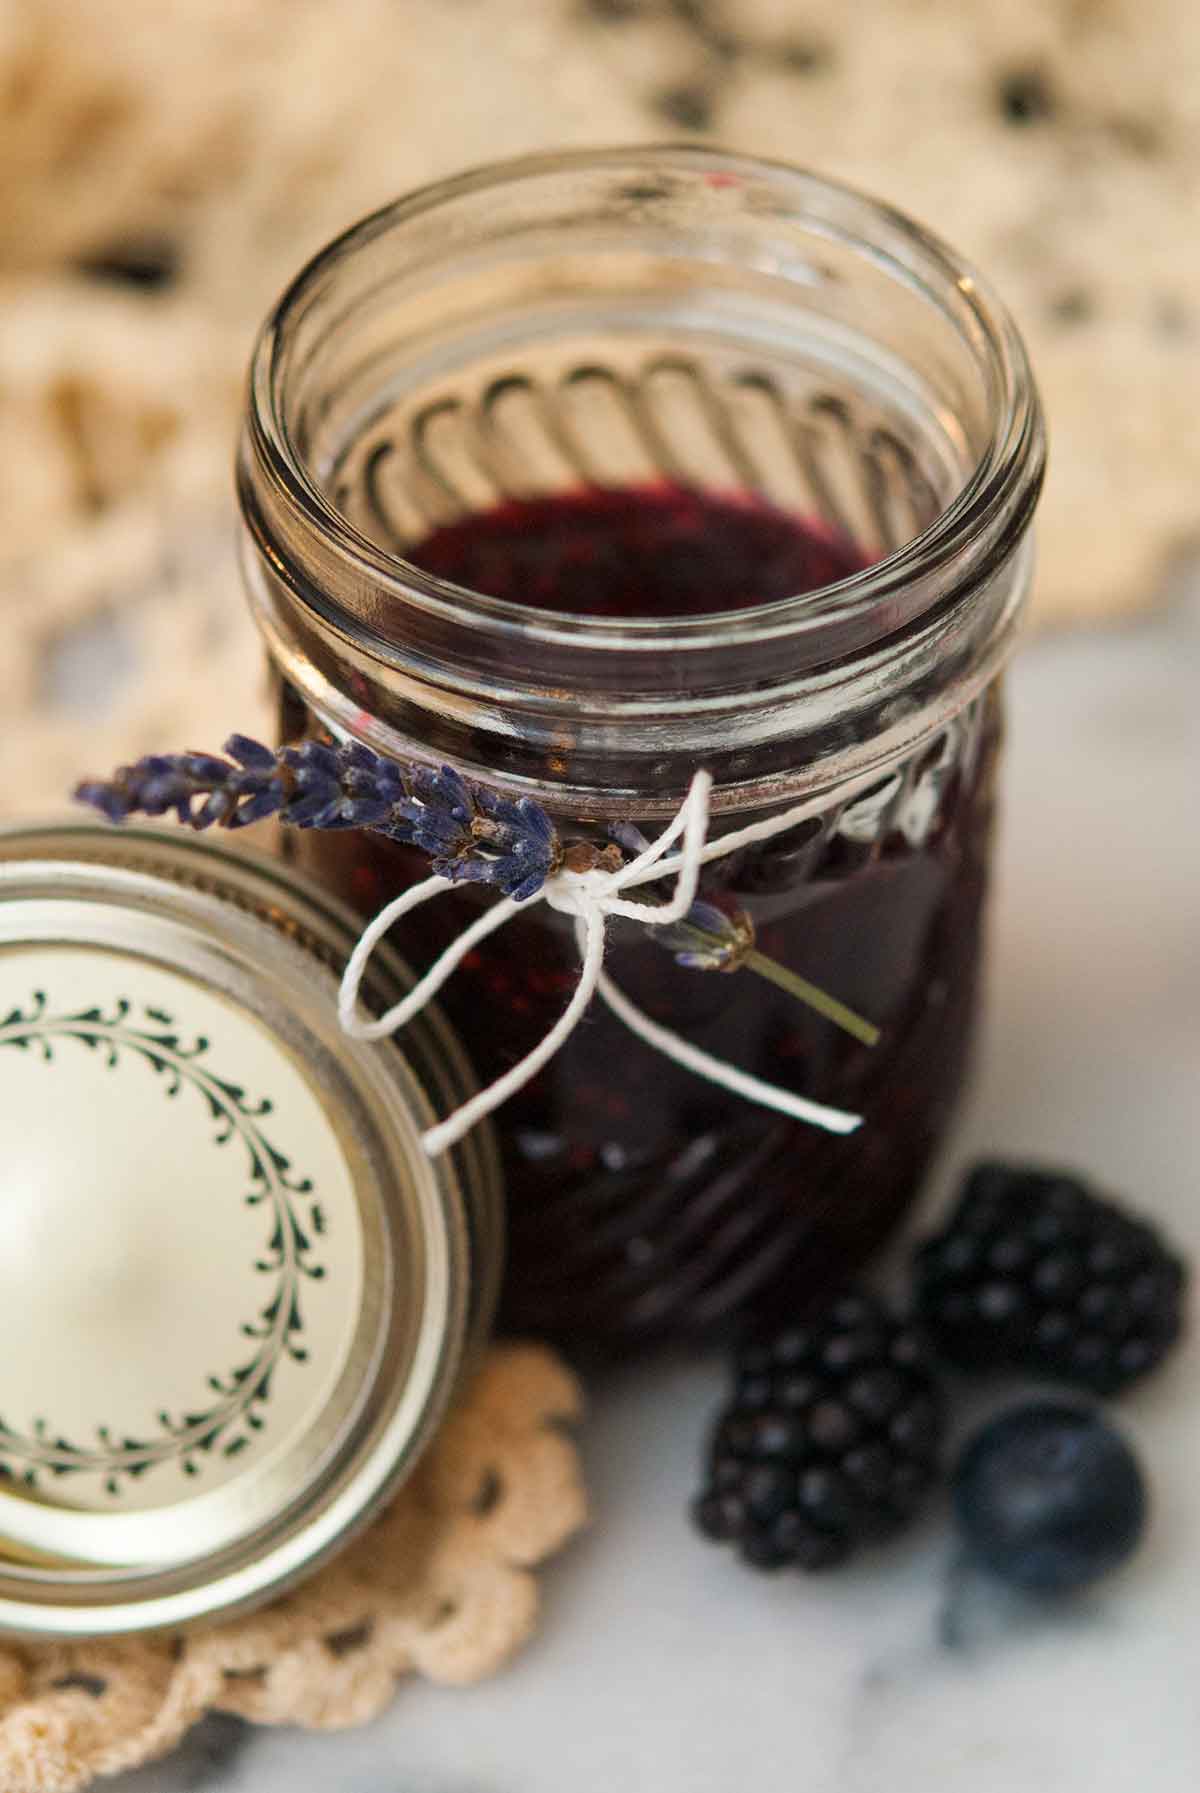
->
0, 1345, 587, 1793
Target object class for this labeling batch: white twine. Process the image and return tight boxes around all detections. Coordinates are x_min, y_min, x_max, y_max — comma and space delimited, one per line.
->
339, 768, 870, 1156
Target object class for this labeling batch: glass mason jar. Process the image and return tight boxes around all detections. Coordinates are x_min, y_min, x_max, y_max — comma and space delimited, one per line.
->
237, 148, 1045, 1350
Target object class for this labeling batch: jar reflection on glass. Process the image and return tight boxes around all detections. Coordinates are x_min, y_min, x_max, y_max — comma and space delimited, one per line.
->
240, 148, 1044, 1348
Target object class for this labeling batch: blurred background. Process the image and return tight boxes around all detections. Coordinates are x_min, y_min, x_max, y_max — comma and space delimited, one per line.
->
1, 0, 1197, 810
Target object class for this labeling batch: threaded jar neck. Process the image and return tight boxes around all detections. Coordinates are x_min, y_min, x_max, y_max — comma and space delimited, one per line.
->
239, 146, 1044, 816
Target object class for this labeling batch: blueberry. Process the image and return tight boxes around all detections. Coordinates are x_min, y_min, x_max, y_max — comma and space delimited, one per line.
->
954, 1402, 1147, 1594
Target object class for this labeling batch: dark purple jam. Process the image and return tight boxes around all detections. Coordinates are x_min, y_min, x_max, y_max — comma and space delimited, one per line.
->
284, 484, 998, 1350
406, 482, 866, 617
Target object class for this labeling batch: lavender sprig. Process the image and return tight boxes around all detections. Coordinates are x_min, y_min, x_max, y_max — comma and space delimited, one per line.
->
75, 740, 880, 1046
75, 736, 562, 902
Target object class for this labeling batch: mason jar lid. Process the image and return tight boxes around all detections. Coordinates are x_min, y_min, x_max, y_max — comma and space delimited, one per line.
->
0, 823, 502, 1637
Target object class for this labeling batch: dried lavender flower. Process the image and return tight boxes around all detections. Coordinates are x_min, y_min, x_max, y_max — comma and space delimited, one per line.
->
656, 899, 756, 971
607, 822, 754, 969
613, 821, 881, 1044
76, 738, 882, 1048
75, 736, 561, 902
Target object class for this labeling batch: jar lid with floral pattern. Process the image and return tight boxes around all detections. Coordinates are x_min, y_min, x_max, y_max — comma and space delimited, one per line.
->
0, 823, 502, 1638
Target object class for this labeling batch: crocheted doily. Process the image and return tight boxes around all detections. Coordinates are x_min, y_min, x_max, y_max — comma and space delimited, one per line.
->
0, 1345, 587, 1793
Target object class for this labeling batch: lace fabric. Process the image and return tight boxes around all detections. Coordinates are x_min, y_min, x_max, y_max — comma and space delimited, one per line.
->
0, 1346, 586, 1793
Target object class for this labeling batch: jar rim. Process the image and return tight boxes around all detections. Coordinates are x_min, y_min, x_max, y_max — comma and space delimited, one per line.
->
245, 143, 1044, 657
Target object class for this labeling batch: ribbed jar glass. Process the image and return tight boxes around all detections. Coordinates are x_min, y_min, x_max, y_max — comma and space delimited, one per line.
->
238, 147, 1045, 1349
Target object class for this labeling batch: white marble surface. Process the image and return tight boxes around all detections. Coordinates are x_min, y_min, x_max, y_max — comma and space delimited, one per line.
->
121, 578, 1200, 1793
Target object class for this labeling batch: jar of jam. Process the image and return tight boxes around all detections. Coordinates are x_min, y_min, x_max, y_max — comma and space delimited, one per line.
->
237, 148, 1045, 1349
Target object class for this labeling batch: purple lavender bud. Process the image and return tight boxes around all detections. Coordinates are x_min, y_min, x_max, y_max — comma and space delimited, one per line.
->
340, 764, 375, 795
386, 794, 422, 826
475, 788, 526, 831
610, 819, 651, 856
194, 789, 236, 828
74, 780, 130, 823
231, 787, 286, 826
340, 741, 379, 769
338, 797, 394, 828
229, 770, 275, 797
324, 797, 396, 830
281, 791, 335, 827
475, 850, 549, 901
517, 798, 557, 844
371, 763, 406, 798
509, 869, 549, 903
181, 752, 236, 783
225, 735, 277, 770
137, 773, 188, 815
289, 763, 338, 794
439, 858, 495, 886
285, 741, 342, 778
414, 766, 471, 823
656, 899, 754, 971
414, 812, 469, 856
381, 810, 416, 842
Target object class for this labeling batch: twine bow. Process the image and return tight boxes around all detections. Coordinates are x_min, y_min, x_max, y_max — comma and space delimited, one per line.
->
339, 769, 864, 1156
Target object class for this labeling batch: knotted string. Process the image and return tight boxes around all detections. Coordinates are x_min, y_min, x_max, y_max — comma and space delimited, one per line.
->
339, 769, 868, 1156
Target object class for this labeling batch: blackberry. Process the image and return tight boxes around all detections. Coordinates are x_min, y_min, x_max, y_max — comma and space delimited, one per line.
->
914, 1163, 1188, 1395
692, 1291, 946, 1571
